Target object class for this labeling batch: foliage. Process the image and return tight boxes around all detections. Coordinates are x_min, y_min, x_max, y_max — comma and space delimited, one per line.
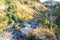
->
54, 6, 60, 15
37, 13, 57, 29
54, 6, 60, 27
56, 15, 60, 26
16, 12, 33, 21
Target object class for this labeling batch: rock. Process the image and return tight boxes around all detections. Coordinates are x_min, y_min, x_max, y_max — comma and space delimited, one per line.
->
20, 27, 32, 36
24, 23, 31, 27
29, 19, 37, 28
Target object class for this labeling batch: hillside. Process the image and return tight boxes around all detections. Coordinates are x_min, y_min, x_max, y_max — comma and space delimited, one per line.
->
0, 0, 46, 32
0, 0, 60, 40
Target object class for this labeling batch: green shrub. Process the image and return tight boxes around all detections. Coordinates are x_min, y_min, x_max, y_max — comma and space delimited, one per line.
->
56, 15, 60, 26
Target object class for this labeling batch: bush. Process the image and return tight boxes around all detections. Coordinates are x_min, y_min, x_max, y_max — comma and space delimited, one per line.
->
56, 15, 60, 26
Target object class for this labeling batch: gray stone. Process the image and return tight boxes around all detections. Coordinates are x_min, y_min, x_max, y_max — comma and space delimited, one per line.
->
24, 23, 31, 27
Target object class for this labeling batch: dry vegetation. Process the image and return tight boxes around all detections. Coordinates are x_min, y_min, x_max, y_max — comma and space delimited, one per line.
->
0, 0, 60, 40
26, 27, 57, 40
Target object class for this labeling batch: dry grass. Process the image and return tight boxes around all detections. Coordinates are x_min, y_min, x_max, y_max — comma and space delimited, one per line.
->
26, 27, 57, 40
0, 23, 7, 33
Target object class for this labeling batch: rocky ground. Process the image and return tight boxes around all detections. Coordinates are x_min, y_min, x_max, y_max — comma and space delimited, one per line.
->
0, 22, 59, 40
